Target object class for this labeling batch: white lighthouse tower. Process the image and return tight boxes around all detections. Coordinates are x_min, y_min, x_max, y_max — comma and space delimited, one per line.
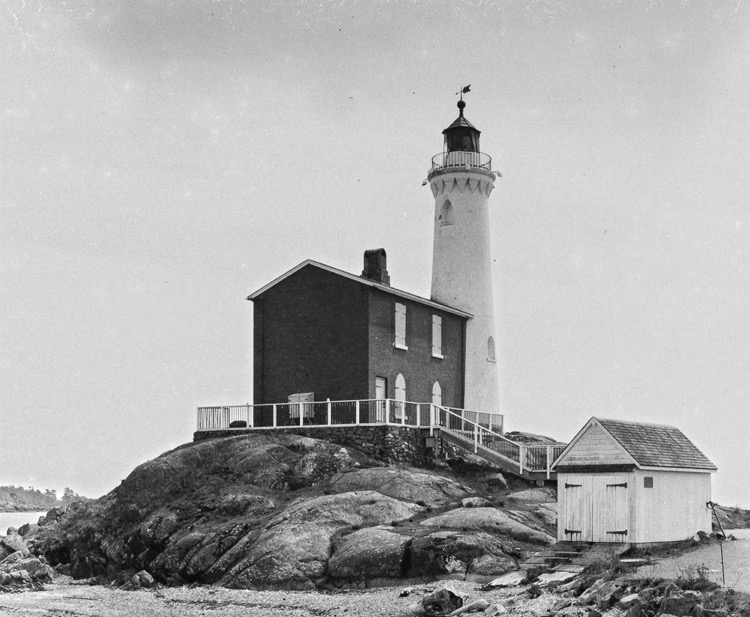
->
428, 97, 500, 415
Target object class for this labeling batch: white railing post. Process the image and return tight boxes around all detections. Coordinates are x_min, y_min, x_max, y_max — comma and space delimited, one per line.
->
474, 424, 478, 453
546, 445, 552, 480
249, 404, 254, 428
416, 404, 421, 428
401, 403, 405, 426
519, 445, 524, 473
327, 399, 332, 426
385, 400, 390, 424
299, 403, 304, 427
355, 400, 360, 425
429, 404, 434, 436
273, 404, 277, 428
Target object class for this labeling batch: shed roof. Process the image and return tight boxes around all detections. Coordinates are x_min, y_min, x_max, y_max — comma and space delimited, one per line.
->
246, 259, 473, 319
554, 417, 717, 472
596, 418, 716, 470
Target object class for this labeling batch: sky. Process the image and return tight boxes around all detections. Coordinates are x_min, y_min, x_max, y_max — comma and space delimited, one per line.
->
1, 0, 749, 508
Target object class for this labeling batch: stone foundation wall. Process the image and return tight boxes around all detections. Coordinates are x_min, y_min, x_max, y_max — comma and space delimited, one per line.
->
193, 425, 429, 466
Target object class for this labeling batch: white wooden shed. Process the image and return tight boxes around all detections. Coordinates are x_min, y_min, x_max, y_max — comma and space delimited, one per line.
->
552, 417, 716, 544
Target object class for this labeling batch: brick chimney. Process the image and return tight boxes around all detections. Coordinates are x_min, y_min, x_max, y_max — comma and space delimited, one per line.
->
361, 248, 390, 286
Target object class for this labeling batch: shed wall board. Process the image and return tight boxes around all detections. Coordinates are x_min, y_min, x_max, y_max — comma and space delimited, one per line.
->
558, 470, 712, 544
556, 423, 633, 467
631, 469, 712, 543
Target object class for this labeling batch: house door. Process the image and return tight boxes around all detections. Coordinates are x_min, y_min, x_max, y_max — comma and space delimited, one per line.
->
375, 377, 387, 422
562, 475, 629, 543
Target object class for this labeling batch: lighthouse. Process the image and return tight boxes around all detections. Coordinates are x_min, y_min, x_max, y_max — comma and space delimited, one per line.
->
428, 97, 501, 415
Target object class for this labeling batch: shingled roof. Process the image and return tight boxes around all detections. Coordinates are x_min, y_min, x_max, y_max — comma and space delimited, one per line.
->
597, 418, 716, 471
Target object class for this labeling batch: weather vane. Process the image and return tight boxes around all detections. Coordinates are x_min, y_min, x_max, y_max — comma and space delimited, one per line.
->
456, 85, 471, 101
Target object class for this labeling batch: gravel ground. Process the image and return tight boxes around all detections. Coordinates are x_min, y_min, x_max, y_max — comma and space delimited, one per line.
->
639, 528, 750, 592
0, 578, 562, 617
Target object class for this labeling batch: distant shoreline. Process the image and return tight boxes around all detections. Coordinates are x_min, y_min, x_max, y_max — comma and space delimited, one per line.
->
0, 507, 52, 514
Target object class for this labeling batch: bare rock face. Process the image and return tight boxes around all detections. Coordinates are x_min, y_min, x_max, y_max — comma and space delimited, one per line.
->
329, 468, 468, 507
328, 527, 411, 581
29, 433, 552, 590
408, 530, 515, 579
220, 491, 423, 589
420, 508, 555, 545
506, 487, 556, 503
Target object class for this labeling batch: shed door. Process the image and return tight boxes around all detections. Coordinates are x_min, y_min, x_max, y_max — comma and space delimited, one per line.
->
592, 475, 629, 542
562, 475, 629, 543
562, 477, 593, 542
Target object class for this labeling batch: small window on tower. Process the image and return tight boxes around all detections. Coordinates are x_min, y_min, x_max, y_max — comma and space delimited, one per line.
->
644, 477, 654, 489
439, 200, 454, 226
394, 303, 407, 349
432, 315, 443, 358
487, 336, 496, 362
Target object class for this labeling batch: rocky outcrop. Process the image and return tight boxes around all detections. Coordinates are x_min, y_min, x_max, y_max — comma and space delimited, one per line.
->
329, 468, 469, 507
30, 433, 556, 590
420, 507, 555, 545
0, 530, 54, 591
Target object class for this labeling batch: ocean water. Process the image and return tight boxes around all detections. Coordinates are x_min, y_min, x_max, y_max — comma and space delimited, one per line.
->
0, 511, 47, 534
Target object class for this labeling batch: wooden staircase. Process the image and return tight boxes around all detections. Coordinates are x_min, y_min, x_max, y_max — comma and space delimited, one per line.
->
432, 425, 557, 483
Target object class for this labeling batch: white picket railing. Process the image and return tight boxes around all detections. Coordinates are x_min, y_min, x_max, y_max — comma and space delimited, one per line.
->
196, 399, 502, 433
195, 399, 564, 475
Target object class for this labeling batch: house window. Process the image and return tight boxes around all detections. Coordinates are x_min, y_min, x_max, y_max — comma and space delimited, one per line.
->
432, 315, 443, 358
395, 373, 406, 419
644, 477, 653, 489
487, 336, 496, 362
394, 302, 407, 349
432, 381, 442, 408
439, 199, 454, 226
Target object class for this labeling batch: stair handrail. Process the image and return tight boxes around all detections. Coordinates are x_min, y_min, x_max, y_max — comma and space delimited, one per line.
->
432, 404, 526, 473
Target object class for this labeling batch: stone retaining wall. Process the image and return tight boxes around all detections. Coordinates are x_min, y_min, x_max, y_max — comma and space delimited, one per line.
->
193, 425, 429, 466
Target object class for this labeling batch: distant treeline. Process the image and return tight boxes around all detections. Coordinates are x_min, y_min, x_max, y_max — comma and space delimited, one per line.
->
0, 485, 86, 512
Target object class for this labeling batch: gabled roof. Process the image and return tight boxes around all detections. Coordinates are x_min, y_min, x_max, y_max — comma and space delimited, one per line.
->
246, 259, 473, 319
554, 417, 717, 471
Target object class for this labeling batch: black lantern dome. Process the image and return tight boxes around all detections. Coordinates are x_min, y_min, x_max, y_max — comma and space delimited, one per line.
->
442, 99, 481, 153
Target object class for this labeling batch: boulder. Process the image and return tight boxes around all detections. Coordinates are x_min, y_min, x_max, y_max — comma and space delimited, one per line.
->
506, 488, 556, 503
329, 527, 410, 580
462, 497, 491, 508
121, 569, 156, 590
18, 523, 39, 537
657, 584, 702, 617
220, 491, 423, 589
329, 468, 468, 507
420, 508, 554, 545
408, 531, 515, 578
484, 473, 508, 490
419, 585, 464, 616
595, 580, 625, 609
618, 594, 641, 610
0, 530, 30, 556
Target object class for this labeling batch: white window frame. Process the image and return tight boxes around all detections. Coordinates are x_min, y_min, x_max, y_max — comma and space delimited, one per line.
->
431, 314, 444, 358
394, 302, 408, 349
